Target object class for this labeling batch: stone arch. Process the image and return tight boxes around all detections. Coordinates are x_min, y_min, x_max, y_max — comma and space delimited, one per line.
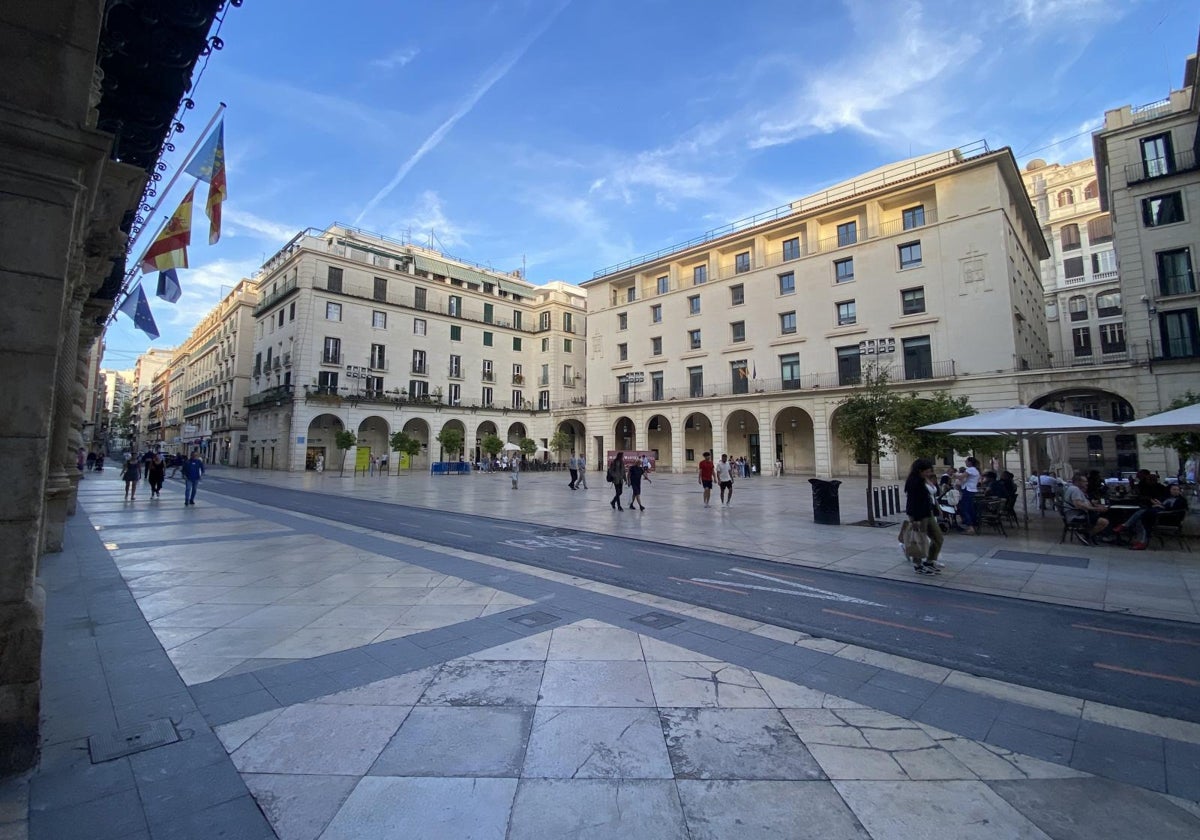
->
557, 419, 587, 460
646, 415, 672, 471
506, 422, 527, 443
828, 405, 876, 477
724, 408, 761, 473
613, 415, 636, 451
356, 416, 390, 470
402, 417, 430, 469
682, 412, 712, 467
772, 407, 816, 475
438, 418, 467, 460
1030, 389, 1138, 475
304, 413, 344, 470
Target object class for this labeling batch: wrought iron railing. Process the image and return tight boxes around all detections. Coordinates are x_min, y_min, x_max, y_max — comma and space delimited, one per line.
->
1124, 148, 1198, 184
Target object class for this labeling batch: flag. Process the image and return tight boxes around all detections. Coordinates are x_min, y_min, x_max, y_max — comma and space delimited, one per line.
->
738, 366, 748, 379
117, 285, 160, 340
752, 362, 758, 379
156, 268, 182, 303
138, 187, 193, 273
185, 119, 227, 244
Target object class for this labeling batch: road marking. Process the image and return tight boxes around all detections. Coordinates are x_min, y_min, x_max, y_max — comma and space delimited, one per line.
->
720, 568, 884, 606
577, 557, 623, 568
739, 567, 818, 584
1094, 662, 1200, 687
444, 531, 471, 538
1072, 623, 1200, 647
635, 548, 694, 561
822, 608, 955, 638
670, 576, 747, 596
503, 535, 604, 552
884, 591, 1000, 615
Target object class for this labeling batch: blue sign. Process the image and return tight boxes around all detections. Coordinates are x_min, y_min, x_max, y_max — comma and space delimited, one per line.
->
296, 436, 305, 444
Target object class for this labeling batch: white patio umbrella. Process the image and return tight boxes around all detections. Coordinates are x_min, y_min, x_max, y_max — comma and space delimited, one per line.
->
500, 442, 522, 452
918, 405, 1120, 527
1120, 402, 1200, 433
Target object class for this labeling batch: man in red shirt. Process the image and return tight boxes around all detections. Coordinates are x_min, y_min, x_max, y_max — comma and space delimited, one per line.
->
697, 451, 716, 508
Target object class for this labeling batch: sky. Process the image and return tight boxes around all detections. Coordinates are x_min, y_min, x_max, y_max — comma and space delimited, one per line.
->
101, 0, 1199, 369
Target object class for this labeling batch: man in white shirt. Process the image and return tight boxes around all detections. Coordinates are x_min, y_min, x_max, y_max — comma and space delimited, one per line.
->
715, 453, 735, 506
1064, 472, 1109, 545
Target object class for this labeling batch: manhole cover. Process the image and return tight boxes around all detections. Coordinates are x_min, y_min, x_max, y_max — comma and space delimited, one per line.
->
631, 612, 684, 629
89, 718, 179, 763
849, 520, 896, 528
991, 550, 1090, 569
508, 610, 561, 628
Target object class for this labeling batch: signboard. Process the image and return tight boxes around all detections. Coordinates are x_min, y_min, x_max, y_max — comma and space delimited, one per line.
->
620, 372, 645, 383
606, 450, 656, 470
398, 452, 411, 470
355, 446, 372, 472
296, 436, 305, 444
858, 338, 897, 355
183, 424, 198, 435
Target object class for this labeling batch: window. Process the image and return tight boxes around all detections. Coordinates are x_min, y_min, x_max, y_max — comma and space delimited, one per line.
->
650, 304, 662, 323
513, 336, 522, 351
780, 311, 797, 335
657, 275, 670, 294
317, 371, 338, 393
1143, 193, 1185, 227
688, 366, 704, 398
538, 390, 550, 410
780, 353, 800, 389
1159, 309, 1200, 358
325, 302, 342, 321
409, 380, 429, 399
482, 386, 493, 406
731, 321, 746, 342
482, 330, 492, 346
730, 284, 744, 306
836, 300, 856, 326
902, 335, 932, 379
1141, 132, 1174, 178
1060, 223, 1081, 251
693, 265, 707, 285
734, 251, 750, 273
513, 310, 522, 329
483, 302, 494, 324
898, 241, 922, 269
414, 287, 427, 310
541, 337, 549, 352
450, 325, 462, 341
512, 363, 523, 383
365, 375, 383, 397
901, 287, 926, 315
1063, 256, 1085, 280
411, 349, 427, 374
448, 354, 462, 378
511, 390, 524, 409
837, 346, 861, 385
482, 359, 493, 381
1068, 295, 1088, 321
254, 351, 261, 375
618, 378, 630, 404
834, 258, 854, 283
408, 316, 428, 337
626, 286, 636, 303
326, 266, 343, 292
651, 371, 664, 400
688, 295, 701, 315
1072, 326, 1093, 357
651, 336, 663, 355
1100, 323, 1126, 354
1158, 248, 1195, 296
563, 312, 573, 332
373, 276, 387, 301
837, 221, 857, 247
1096, 291, 1122, 317
778, 272, 795, 295
1086, 215, 1113, 244
1057, 189, 1074, 207
564, 338, 573, 352
782, 237, 801, 261
1084, 180, 1099, 200
902, 205, 926, 230
618, 312, 628, 330
688, 329, 702, 350
289, 302, 296, 321
448, 384, 461, 406
563, 364, 574, 385
277, 309, 284, 327
618, 342, 628, 361
1091, 249, 1117, 276
369, 343, 386, 370
323, 337, 341, 365
731, 360, 749, 394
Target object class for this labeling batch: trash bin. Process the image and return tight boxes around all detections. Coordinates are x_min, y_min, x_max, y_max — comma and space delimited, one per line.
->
809, 478, 842, 525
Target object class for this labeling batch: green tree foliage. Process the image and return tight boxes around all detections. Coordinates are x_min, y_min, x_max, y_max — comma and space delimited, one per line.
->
549, 430, 572, 462
833, 362, 900, 525
389, 431, 422, 468
1144, 390, 1200, 463
334, 429, 357, 475
480, 434, 504, 459
436, 427, 465, 461
890, 391, 1012, 462
519, 437, 538, 457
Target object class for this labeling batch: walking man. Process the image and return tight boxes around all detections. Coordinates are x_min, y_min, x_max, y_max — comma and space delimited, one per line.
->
568, 452, 579, 490
182, 449, 205, 506
715, 453, 735, 506
577, 455, 589, 489
698, 451, 715, 508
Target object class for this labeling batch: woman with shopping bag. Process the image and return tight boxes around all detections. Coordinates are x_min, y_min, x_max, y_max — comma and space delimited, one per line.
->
902, 458, 943, 575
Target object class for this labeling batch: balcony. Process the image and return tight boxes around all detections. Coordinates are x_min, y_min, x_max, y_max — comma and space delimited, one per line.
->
244, 385, 295, 409
481, 371, 494, 382
411, 363, 428, 375
253, 278, 298, 315
1125, 148, 1198, 185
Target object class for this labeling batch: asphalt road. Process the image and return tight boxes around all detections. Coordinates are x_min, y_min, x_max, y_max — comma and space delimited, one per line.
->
204, 477, 1200, 723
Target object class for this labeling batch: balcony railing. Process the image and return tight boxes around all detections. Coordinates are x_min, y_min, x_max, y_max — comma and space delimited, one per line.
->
253, 278, 298, 315
244, 385, 295, 409
411, 363, 427, 375
1125, 148, 1198, 185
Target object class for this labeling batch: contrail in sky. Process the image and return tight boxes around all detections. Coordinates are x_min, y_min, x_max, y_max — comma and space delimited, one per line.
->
354, 2, 569, 226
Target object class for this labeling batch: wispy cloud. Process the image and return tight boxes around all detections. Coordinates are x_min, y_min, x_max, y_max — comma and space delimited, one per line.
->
354, 1, 571, 225
383, 191, 470, 250
370, 47, 419, 71
161, 257, 260, 329
225, 209, 300, 245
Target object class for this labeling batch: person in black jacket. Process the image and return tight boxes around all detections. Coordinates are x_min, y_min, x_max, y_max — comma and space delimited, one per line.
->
904, 458, 943, 575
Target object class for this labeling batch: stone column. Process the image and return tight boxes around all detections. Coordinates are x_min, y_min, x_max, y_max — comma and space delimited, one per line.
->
43, 290, 86, 553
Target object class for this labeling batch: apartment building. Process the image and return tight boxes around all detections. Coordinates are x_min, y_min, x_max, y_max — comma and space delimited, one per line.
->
130, 348, 173, 452
243, 225, 587, 471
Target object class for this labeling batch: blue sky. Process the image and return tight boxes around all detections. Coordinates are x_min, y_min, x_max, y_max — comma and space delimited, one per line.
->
102, 0, 1199, 368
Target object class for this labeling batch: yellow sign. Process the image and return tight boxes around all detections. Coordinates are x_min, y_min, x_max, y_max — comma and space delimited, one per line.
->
355, 446, 372, 472
398, 452, 411, 470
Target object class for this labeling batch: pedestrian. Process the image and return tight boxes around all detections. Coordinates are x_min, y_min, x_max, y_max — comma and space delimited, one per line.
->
697, 451, 715, 508
568, 452, 579, 490
774, 459, 782, 477
94, 453, 104, 471
76, 446, 86, 476
577, 456, 589, 489
182, 449, 205, 506
957, 457, 981, 535
628, 458, 649, 511
903, 458, 943, 575
121, 455, 139, 501
85, 450, 96, 471
511, 455, 521, 490
715, 453, 735, 505
315, 454, 324, 473
607, 451, 626, 510
146, 453, 165, 499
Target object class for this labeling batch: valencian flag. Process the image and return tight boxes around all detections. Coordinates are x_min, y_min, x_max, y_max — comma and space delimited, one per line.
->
117, 284, 160, 340
184, 118, 227, 244
139, 186, 193, 274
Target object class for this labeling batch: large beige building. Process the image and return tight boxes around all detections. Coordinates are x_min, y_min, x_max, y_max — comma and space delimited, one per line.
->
242, 226, 587, 471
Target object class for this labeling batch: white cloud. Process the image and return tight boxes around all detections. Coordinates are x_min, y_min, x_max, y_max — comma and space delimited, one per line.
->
224, 208, 300, 245
383, 191, 470, 250
370, 47, 419, 71
161, 257, 259, 329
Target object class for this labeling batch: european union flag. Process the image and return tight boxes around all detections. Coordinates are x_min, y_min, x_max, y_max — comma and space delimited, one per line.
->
117, 285, 160, 340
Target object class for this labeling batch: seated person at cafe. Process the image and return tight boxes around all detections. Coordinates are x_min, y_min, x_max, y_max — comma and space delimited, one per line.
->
1135, 471, 1169, 505
1115, 483, 1188, 550
988, 470, 1016, 500
1086, 469, 1106, 502
1064, 472, 1110, 544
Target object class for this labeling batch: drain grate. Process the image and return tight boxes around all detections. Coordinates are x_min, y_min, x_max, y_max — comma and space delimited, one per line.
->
89, 718, 179, 763
508, 610, 561, 628
991, 550, 1090, 569
631, 612, 684, 630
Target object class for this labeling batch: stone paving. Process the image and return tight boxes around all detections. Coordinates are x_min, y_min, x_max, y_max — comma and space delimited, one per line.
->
3, 470, 1200, 839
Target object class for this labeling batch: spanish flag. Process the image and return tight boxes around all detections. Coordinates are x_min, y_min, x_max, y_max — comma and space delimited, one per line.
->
138, 187, 193, 274
185, 119, 227, 244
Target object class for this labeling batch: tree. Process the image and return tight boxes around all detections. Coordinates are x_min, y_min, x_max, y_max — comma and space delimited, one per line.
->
1144, 390, 1200, 465
549, 430, 572, 463
481, 434, 504, 462
519, 437, 537, 459
832, 362, 900, 525
436, 427, 464, 462
334, 430, 356, 476
389, 431, 422, 470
